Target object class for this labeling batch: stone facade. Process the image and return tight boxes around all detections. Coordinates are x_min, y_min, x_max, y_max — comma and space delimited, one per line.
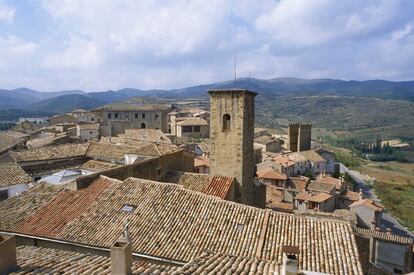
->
208, 89, 256, 204
97, 104, 173, 133
288, 123, 312, 152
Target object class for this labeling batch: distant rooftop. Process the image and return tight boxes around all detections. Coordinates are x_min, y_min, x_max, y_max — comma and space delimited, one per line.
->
99, 104, 172, 112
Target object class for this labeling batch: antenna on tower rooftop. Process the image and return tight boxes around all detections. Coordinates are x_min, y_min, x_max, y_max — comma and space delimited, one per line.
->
234, 53, 237, 87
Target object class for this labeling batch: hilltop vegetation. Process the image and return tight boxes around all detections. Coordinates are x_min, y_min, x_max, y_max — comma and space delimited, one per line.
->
255, 95, 414, 142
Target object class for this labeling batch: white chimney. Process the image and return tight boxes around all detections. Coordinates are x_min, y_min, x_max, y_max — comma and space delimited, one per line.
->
282, 246, 299, 275
111, 220, 133, 275
0, 235, 18, 274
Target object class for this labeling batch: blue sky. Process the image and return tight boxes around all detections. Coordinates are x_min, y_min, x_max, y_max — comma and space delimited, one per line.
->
0, 0, 413, 91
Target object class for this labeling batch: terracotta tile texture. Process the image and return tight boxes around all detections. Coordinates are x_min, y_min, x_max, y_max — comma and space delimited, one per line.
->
0, 176, 363, 274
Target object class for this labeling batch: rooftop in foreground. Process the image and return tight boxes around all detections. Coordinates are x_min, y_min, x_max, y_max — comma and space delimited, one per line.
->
0, 175, 363, 274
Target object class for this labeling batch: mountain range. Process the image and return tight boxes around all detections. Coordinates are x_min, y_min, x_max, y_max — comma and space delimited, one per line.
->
1, 77, 414, 120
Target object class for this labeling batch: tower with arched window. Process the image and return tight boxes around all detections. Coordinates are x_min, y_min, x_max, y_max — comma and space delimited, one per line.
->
207, 88, 257, 204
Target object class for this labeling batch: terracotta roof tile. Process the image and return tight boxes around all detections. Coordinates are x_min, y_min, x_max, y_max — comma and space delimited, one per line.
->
17, 176, 113, 238
257, 168, 287, 180
1, 176, 363, 274
0, 183, 63, 231
10, 143, 90, 162
178, 172, 234, 199
80, 159, 123, 172
12, 245, 177, 274
0, 161, 31, 187
173, 250, 280, 274
176, 117, 208, 126
349, 199, 384, 211
100, 104, 172, 112
296, 192, 332, 203
353, 227, 413, 245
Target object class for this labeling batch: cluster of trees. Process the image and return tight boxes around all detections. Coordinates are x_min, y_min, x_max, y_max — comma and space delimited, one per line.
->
321, 135, 406, 162
0, 122, 15, 131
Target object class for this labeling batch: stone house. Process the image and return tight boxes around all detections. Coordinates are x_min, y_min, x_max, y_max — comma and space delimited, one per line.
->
349, 199, 384, 229
194, 155, 209, 174
176, 117, 209, 139
256, 168, 287, 188
354, 227, 413, 274
95, 104, 173, 133
295, 191, 333, 212
254, 136, 282, 153
76, 124, 100, 142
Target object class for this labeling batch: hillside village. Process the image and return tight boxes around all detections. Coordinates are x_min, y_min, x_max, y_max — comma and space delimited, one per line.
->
0, 88, 413, 275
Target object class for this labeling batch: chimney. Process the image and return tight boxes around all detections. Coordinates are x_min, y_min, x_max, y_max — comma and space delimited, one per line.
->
359, 189, 363, 200
111, 220, 133, 275
0, 235, 18, 274
282, 245, 299, 275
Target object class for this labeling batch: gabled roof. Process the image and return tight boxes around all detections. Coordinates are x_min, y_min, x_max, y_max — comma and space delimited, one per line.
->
77, 123, 99, 130
353, 227, 413, 245
254, 135, 279, 145
0, 161, 32, 187
340, 190, 360, 201
100, 104, 172, 112
176, 117, 208, 126
318, 175, 343, 190
0, 175, 363, 274
10, 143, 90, 162
349, 199, 384, 212
122, 129, 172, 144
13, 245, 178, 274
174, 250, 280, 274
80, 159, 123, 172
194, 155, 209, 167
296, 192, 332, 203
177, 172, 234, 199
256, 168, 287, 180
308, 180, 336, 193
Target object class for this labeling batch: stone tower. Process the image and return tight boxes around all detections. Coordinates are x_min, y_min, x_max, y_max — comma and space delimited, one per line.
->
288, 123, 299, 152
288, 123, 312, 152
298, 123, 312, 151
208, 88, 257, 204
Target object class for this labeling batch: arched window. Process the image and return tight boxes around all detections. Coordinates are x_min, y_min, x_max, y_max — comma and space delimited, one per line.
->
222, 114, 231, 131
141, 122, 146, 129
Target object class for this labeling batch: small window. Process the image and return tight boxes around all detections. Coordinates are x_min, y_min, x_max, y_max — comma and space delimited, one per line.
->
194, 126, 200, 132
0, 190, 8, 201
182, 126, 192, 132
108, 113, 111, 119
91, 118, 95, 121
135, 113, 138, 119
141, 122, 146, 129
114, 113, 119, 119
222, 114, 231, 131
120, 204, 136, 214
155, 114, 158, 118
157, 167, 161, 176
142, 113, 145, 118
89, 131, 93, 134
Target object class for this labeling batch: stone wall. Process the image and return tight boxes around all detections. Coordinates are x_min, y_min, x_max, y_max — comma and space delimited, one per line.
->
209, 90, 256, 205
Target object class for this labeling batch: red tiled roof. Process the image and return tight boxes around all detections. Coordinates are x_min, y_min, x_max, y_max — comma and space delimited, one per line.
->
17, 177, 112, 238
257, 168, 287, 180
203, 175, 234, 199
349, 199, 384, 211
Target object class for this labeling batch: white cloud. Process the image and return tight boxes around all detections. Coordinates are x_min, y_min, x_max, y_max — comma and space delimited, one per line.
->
0, 0, 413, 91
255, 0, 399, 47
0, 1, 14, 22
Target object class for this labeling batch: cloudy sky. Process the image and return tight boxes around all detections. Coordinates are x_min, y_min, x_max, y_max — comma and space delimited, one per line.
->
0, 0, 413, 91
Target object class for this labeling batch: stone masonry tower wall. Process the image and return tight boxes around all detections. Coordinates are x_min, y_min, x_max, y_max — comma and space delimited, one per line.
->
208, 89, 257, 204
298, 123, 312, 151
288, 122, 312, 152
288, 123, 299, 152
